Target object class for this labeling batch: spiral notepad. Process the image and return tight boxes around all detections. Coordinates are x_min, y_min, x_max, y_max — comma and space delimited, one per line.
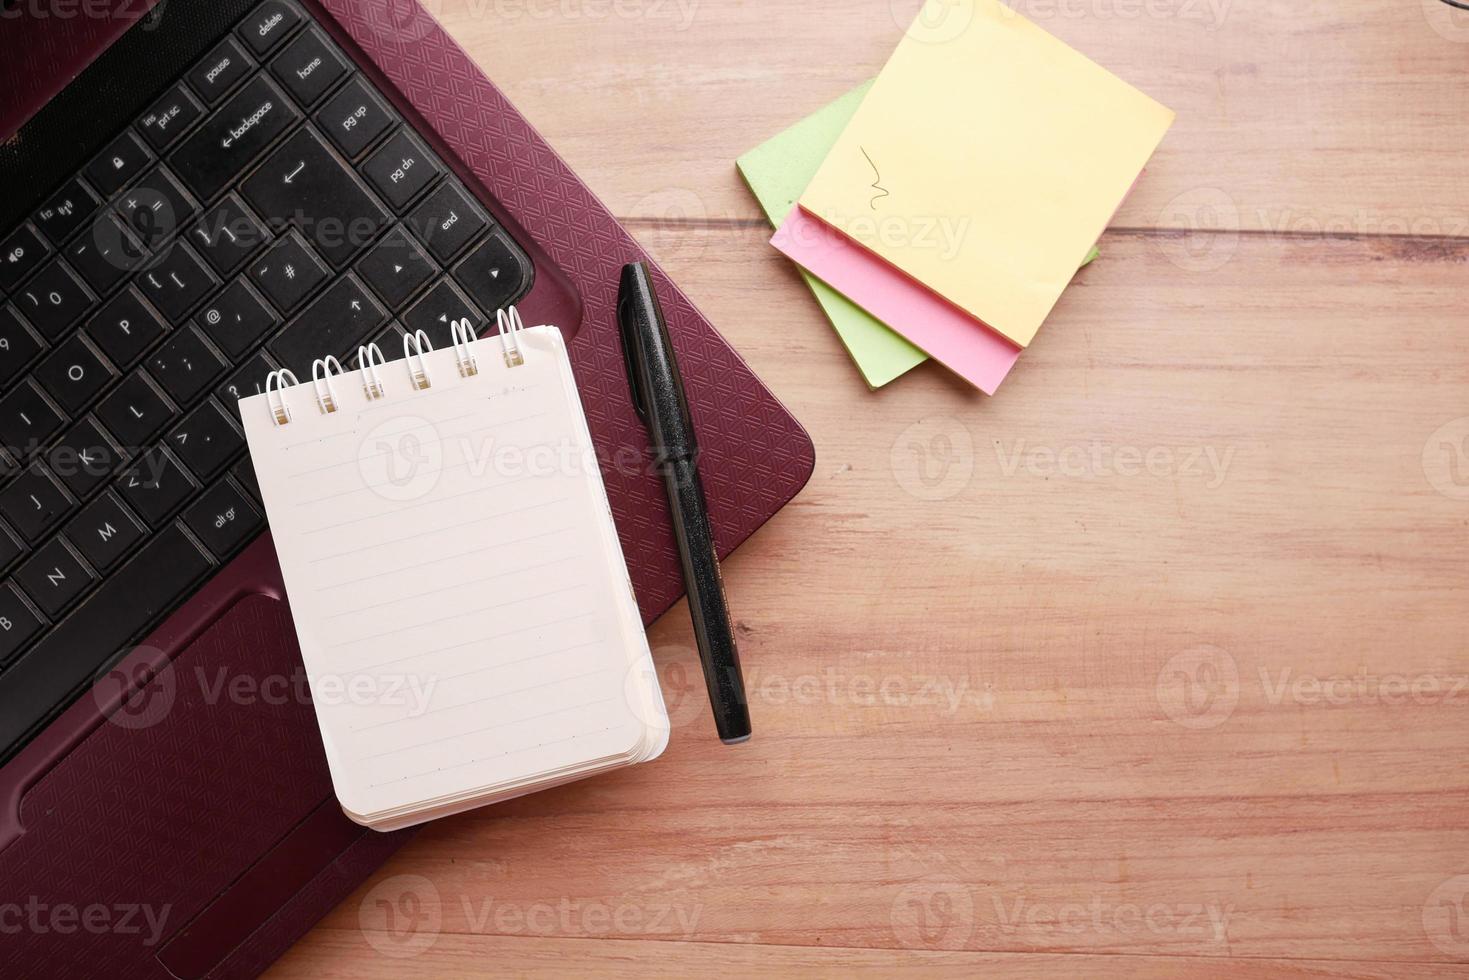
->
238, 311, 668, 831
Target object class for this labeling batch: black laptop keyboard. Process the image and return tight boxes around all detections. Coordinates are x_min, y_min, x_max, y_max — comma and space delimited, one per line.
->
0, 0, 533, 761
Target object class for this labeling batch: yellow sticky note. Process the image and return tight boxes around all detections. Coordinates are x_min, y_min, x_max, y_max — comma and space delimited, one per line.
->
799, 0, 1174, 347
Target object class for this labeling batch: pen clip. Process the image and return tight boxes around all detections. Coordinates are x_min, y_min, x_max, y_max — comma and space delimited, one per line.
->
617, 285, 651, 425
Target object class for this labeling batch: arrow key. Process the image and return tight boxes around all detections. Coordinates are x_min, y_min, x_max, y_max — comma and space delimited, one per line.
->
452, 228, 533, 316
269, 273, 386, 376
356, 224, 436, 309
402, 277, 485, 350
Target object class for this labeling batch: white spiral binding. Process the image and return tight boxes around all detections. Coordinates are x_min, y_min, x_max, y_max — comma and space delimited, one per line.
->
450, 318, 479, 377
265, 369, 299, 426
261, 305, 536, 421
358, 343, 386, 400
497, 307, 526, 368
311, 356, 344, 414
403, 329, 434, 390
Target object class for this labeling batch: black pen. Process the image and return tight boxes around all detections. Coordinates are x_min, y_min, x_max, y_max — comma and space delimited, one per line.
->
617, 262, 752, 744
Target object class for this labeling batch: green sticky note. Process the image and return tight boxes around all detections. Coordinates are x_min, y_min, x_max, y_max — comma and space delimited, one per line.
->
738, 82, 1100, 389
739, 82, 926, 389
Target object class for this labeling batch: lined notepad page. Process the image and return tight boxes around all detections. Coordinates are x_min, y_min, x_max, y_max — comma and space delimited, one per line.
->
240, 327, 666, 822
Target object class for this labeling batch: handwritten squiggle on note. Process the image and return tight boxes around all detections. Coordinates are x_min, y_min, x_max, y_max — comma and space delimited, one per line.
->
861, 147, 889, 210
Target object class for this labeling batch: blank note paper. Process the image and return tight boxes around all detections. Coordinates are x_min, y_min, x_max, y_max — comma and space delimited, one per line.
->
240, 325, 667, 831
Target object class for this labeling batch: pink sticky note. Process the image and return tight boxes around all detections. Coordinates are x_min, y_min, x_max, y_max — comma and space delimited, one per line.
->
771, 205, 1021, 394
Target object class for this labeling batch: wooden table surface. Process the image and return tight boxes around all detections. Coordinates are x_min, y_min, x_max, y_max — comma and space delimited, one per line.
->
271, 1, 1469, 976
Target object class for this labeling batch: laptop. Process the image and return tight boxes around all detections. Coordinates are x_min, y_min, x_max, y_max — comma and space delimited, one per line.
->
0, 0, 814, 974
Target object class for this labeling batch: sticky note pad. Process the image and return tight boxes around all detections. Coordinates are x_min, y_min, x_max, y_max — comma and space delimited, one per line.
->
799, 0, 1174, 348
738, 82, 926, 389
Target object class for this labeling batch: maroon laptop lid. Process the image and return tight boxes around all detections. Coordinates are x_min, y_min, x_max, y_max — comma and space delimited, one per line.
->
0, 1, 814, 975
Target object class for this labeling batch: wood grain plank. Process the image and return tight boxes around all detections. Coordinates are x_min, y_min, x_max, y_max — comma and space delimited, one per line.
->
271, 933, 1469, 979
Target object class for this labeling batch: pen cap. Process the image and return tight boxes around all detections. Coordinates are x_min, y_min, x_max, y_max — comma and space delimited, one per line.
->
617, 262, 699, 462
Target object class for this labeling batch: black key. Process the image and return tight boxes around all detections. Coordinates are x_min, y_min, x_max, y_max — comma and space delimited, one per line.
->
34, 335, 114, 416
362, 131, 443, 214
134, 241, 217, 323
84, 131, 153, 199
66, 213, 146, 296
0, 307, 44, 388
0, 381, 66, 457
195, 278, 277, 359
269, 27, 349, 108
117, 448, 194, 526
242, 127, 392, 267
49, 417, 123, 500
248, 232, 329, 312
96, 372, 175, 449
136, 83, 204, 152
187, 36, 256, 106
402, 278, 486, 349
317, 77, 398, 159
407, 182, 490, 263
169, 75, 303, 203
452, 228, 533, 314
357, 225, 436, 309
168, 401, 244, 480
16, 539, 93, 619
189, 194, 269, 277
238, 0, 304, 57
0, 224, 51, 294
351, 322, 405, 368
270, 274, 387, 375
12, 259, 94, 341
216, 351, 277, 421
0, 584, 44, 667
231, 457, 261, 503
33, 178, 101, 246
0, 525, 21, 573
0, 463, 73, 543
0, 524, 212, 761
184, 480, 262, 559
148, 324, 227, 405
86, 288, 168, 369
66, 491, 145, 573
116, 168, 197, 249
